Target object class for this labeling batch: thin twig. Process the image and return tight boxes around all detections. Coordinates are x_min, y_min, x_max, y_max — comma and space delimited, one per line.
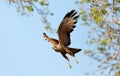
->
108, 64, 115, 76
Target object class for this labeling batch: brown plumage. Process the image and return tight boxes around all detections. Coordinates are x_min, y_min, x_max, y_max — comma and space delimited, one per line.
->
43, 10, 82, 68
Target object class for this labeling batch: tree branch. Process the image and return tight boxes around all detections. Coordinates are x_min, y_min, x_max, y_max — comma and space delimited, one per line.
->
112, 17, 120, 25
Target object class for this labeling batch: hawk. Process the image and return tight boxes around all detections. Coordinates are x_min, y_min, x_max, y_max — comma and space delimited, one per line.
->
43, 10, 82, 68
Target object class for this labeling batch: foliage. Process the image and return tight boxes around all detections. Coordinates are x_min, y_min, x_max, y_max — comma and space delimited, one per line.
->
8, 0, 53, 32
76, 0, 120, 76
6, 0, 120, 76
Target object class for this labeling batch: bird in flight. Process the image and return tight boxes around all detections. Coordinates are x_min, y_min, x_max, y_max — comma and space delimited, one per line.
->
43, 10, 82, 68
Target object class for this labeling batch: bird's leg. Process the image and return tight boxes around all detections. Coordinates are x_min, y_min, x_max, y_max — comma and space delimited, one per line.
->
65, 48, 79, 64
66, 58, 72, 68
68, 61, 72, 69
72, 56, 79, 64
61, 53, 72, 68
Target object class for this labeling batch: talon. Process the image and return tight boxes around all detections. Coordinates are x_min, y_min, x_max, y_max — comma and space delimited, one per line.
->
68, 62, 72, 69
75, 59, 79, 64
73, 57, 79, 64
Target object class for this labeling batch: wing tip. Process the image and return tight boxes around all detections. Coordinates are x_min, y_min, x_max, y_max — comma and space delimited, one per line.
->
43, 32, 46, 36
64, 9, 77, 18
43, 32, 50, 42
43, 32, 47, 39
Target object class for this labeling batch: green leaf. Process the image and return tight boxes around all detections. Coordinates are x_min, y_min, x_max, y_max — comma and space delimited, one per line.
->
50, 13, 54, 16
117, 0, 120, 3
98, 47, 105, 52
115, 64, 120, 70
34, 0, 38, 2
27, 6, 34, 12
102, 3, 111, 9
115, 7, 120, 12
39, 0, 49, 6
40, 0, 45, 5
9, 0, 14, 3
98, 65, 102, 68
80, 0, 85, 3
80, 8, 86, 15
101, 38, 107, 46
114, 71, 120, 76
45, 25, 51, 30
95, 16, 103, 23
91, 8, 97, 13
100, 10, 107, 15
86, 0, 92, 2
100, 71, 104, 75
84, 50, 91, 54
22, 6, 26, 11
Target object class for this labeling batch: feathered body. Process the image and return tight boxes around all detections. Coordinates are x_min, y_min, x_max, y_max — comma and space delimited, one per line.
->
43, 10, 82, 68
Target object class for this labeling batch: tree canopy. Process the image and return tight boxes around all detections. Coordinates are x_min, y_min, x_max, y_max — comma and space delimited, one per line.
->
7, 0, 120, 76
76, 0, 120, 76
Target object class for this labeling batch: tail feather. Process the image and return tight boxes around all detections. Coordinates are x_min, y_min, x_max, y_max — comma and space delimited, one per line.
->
69, 48, 82, 54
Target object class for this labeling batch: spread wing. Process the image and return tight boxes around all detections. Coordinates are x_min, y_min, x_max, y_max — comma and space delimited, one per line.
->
43, 33, 59, 45
57, 10, 79, 47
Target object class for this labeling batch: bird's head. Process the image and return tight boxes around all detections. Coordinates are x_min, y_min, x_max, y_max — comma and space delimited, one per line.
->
43, 32, 48, 41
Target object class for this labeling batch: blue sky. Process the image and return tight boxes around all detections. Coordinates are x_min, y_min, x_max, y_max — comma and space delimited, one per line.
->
0, 1, 101, 76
